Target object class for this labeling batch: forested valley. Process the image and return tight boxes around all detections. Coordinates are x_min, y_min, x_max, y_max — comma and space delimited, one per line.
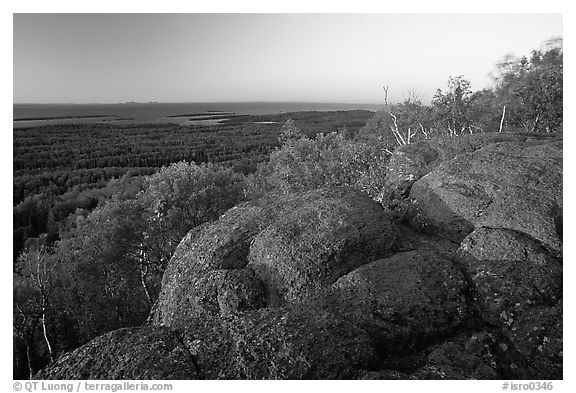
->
13, 41, 562, 379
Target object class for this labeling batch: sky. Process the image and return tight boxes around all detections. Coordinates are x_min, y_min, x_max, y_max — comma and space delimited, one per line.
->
13, 13, 562, 104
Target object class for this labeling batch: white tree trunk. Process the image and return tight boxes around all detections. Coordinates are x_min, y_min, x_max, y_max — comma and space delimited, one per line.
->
26, 342, 34, 380
140, 272, 153, 306
499, 105, 506, 132
40, 313, 53, 363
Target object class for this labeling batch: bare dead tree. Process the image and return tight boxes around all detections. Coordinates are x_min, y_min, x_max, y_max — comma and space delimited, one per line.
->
137, 243, 153, 306
383, 86, 389, 108
382, 85, 432, 147
404, 87, 423, 105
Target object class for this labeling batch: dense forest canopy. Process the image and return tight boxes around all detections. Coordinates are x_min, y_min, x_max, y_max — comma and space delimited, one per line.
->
13, 39, 562, 379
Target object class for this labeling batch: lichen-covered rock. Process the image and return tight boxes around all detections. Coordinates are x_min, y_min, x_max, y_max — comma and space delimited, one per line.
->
216, 269, 266, 315
174, 268, 265, 316
153, 266, 266, 330
455, 227, 562, 379
37, 308, 377, 380
180, 309, 378, 379
35, 326, 199, 380
37, 132, 564, 380
457, 227, 562, 327
165, 195, 297, 272
408, 140, 562, 252
152, 193, 301, 328
359, 370, 409, 379
247, 188, 399, 306
505, 302, 563, 379
410, 332, 499, 379
154, 187, 400, 328
323, 250, 470, 355
380, 133, 559, 203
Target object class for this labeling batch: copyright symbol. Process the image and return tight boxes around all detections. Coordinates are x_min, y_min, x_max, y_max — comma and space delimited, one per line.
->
13, 382, 22, 391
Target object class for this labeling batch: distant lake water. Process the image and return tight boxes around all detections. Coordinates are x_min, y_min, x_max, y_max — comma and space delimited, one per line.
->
13, 102, 383, 128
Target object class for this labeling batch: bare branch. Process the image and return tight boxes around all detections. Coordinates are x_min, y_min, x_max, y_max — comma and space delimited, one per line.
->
419, 123, 429, 139
387, 111, 406, 145
469, 124, 483, 134
389, 125, 403, 146
531, 113, 540, 133
383, 86, 389, 108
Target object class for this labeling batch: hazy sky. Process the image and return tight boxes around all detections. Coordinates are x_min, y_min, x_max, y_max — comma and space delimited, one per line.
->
13, 13, 562, 104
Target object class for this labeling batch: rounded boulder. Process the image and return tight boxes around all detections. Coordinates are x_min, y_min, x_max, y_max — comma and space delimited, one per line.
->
248, 187, 400, 306
323, 250, 470, 355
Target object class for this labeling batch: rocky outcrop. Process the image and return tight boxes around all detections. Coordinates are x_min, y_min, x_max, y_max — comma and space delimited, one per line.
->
410, 332, 499, 379
506, 301, 563, 379
38, 309, 376, 380
382, 133, 563, 379
380, 132, 561, 203
152, 187, 400, 329
150, 192, 299, 329
38, 132, 562, 380
455, 227, 563, 379
247, 189, 399, 306
179, 309, 377, 379
322, 250, 470, 355
408, 140, 562, 252
35, 326, 199, 380
457, 227, 562, 327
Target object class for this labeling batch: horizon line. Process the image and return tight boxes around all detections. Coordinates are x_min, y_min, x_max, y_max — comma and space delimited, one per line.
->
13, 100, 386, 106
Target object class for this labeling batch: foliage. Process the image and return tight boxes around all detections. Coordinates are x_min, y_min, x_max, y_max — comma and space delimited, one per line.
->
357, 100, 435, 152
13, 160, 250, 378
13, 111, 374, 264
13, 111, 374, 205
278, 119, 304, 144
492, 41, 563, 132
13, 236, 66, 378
52, 161, 248, 342
468, 88, 501, 131
431, 75, 479, 135
55, 199, 151, 343
138, 161, 247, 271
248, 123, 390, 199
13, 174, 145, 265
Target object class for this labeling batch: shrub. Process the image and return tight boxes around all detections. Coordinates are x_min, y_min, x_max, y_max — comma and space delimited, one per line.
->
247, 124, 391, 200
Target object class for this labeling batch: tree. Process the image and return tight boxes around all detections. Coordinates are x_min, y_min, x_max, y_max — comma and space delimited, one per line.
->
13, 236, 60, 378
468, 88, 500, 131
55, 199, 151, 344
278, 119, 305, 145
493, 39, 562, 132
358, 88, 434, 152
139, 161, 247, 275
432, 75, 477, 135
17, 161, 249, 358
